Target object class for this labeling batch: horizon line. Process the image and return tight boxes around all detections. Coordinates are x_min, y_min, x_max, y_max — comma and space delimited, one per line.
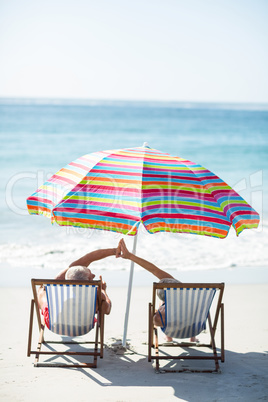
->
1, 96, 268, 110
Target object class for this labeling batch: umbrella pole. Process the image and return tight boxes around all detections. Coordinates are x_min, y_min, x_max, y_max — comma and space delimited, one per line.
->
122, 232, 138, 348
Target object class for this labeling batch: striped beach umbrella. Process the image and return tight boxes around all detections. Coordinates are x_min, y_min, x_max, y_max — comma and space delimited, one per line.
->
27, 143, 259, 347
27, 143, 259, 238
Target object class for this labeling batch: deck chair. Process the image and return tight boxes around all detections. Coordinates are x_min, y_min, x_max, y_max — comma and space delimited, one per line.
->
27, 279, 104, 368
148, 282, 224, 373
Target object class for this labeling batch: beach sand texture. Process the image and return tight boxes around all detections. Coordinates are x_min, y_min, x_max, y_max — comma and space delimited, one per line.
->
0, 283, 268, 402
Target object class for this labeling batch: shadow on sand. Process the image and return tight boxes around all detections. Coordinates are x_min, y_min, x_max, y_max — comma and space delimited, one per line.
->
38, 340, 268, 401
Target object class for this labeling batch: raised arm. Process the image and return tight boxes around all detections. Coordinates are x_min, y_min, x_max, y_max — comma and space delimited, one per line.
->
116, 239, 174, 280
69, 248, 117, 268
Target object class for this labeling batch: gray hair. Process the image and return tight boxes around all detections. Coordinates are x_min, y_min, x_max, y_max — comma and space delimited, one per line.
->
157, 278, 181, 301
65, 266, 90, 280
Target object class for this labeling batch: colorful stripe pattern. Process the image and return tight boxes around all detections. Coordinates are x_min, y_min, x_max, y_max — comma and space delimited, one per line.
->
163, 287, 216, 339
46, 284, 97, 336
27, 145, 260, 238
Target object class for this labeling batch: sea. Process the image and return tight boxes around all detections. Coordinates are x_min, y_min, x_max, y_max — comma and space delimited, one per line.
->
1, 98, 268, 286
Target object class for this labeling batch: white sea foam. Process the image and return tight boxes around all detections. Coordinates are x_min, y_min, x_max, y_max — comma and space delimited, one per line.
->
1, 223, 267, 273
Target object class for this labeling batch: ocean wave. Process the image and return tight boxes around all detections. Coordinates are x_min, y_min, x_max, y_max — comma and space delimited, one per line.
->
1, 224, 267, 273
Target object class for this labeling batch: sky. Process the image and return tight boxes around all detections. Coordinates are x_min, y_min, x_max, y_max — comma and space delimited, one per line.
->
0, 0, 268, 103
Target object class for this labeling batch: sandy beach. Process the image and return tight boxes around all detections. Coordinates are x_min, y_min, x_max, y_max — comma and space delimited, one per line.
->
1, 280, 268, 402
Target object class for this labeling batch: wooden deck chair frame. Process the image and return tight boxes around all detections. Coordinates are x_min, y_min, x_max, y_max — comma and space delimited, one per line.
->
27, 279, 104, 368
148, 282, 225, 373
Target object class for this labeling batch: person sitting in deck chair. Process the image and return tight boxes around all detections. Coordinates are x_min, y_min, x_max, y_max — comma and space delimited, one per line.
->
116, 238, 197, 342
38, 247, 114, 329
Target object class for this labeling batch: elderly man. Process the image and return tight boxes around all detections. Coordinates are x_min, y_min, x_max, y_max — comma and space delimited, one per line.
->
38, 247, 115, 329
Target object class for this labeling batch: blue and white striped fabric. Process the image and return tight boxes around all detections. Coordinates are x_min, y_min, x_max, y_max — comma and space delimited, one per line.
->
162, 287, 216, 339
45, 284, 97, 337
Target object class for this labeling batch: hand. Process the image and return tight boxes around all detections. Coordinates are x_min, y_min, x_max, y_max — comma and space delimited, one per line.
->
117, 239, 131, 260
116, 242, 121, 258
99, 275, 107, 291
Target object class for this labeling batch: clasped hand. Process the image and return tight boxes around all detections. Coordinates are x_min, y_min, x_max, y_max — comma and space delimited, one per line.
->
116, 238, 131, 259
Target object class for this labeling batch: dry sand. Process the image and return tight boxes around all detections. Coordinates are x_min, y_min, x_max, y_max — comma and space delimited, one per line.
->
0, 284, 268, 402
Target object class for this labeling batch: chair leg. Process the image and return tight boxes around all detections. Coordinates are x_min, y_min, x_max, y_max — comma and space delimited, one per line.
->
221, 303, 225, 362
34, 324, 45, 367
154, 327, 160, 371
208, 313, 220, 372
148, 303, 153, 362
93, 318, 99, 367
27, 299, 35, 357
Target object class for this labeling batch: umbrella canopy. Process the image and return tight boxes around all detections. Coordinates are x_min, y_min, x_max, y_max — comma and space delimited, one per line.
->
27, 144, 259, 237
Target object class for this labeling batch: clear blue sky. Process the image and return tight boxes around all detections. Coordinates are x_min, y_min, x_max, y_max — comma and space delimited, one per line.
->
0, 0, 267, 103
